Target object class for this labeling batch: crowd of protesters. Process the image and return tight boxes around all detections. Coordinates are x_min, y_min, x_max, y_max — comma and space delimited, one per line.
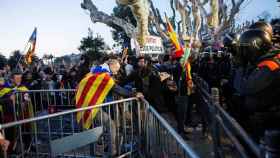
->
0, 58, 89, 91
0, 19, 280, 156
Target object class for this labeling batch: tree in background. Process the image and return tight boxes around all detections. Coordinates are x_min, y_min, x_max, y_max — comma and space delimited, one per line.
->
54, 55, 72, 65
0, 53, 7, 69
7, 50, 40, 69
82, 0, 250, 51
111, 5, 137, 50
8, 50, 23, 69
78, 29, 106, 64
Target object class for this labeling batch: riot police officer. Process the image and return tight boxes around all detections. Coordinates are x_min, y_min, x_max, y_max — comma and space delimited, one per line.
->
237, 28, 280, 142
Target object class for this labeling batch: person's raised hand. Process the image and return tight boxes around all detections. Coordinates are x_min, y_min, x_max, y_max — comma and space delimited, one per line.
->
0, 139, 9, 151
135, 92, 144, 99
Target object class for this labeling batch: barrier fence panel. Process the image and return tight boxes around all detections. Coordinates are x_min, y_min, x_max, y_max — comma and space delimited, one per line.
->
194, 75, 261, 158
0, 89, 77, 126
144, 101, 199, 158
0, 97, 200, 158
15, 89, 76, 113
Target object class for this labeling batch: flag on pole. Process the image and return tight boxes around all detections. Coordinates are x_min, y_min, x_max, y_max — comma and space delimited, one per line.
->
75, 72, 115, 129
182, 38, 193, 95
25, 27, 37, 64
165, 15, 184, 58
180, 37, 192, 68
165, 15, 192, 94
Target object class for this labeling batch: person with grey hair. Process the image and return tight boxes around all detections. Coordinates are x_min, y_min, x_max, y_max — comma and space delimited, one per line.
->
88, 58, 143, 156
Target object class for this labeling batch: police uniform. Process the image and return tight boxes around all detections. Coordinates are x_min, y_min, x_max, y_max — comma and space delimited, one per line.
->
238, 29, 280, 142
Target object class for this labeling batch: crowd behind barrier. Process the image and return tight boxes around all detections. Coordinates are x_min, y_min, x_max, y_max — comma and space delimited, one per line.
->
0, 97, 199, 158
1, 19, 280, 156
0, 49, 279, 157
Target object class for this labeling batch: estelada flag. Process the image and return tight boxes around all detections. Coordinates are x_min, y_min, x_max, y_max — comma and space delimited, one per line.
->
25, 27, 37, 64
75, 72, 115, 129
165, 15, 184, 58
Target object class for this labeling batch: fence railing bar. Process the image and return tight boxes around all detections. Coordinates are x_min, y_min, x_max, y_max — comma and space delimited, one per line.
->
214, 102, 261, 158
15, 89, 76, 93
216, 115, 250, 158
194, 75, 262, 158
0, 98, 138, 129
3, 91, 200, 158
147, 105, 200, 158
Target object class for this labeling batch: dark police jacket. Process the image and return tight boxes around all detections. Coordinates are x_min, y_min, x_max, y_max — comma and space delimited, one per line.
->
238, 52, 280, 139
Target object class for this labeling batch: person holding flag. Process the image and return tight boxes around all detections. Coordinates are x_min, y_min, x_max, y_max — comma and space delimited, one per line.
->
75, 57, 143, 156
165, 15, 193, 137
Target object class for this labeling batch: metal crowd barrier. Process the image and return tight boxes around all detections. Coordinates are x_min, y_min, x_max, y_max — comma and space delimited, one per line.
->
0, 89, 77, 126
194, 75, 261, 158
144, 99, 199, 158
15, 89, 76, 113
0, 97, 200, 158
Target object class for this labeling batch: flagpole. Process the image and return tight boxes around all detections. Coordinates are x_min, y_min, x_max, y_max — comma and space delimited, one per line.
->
16, 27, 36, 69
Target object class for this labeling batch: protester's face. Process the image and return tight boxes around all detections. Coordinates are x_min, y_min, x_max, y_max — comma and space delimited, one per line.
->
0, 78, 4, 86
109, 63, 121, 75
13, 74, 22, 86
5, 65, 10, 71
137, 59, 146, 68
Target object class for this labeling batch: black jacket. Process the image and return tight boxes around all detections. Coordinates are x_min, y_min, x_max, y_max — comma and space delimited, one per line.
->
238, 54, 280, 141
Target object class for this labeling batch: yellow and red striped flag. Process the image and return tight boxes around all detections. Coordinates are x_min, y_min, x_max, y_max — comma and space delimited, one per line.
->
165, 15, 184, 58
75, 73, 115, 129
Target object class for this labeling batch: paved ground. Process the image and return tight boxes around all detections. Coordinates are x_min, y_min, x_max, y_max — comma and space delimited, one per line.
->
186, 126, 214, 158
161, 112, 215, 158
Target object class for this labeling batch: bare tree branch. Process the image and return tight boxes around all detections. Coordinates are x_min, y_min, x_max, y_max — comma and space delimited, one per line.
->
149, 14, 168, 39
219, 0, 226, 23
148, 16, 159, 36
210, 0, 219, 29
191, 0, 202, 40
117, 0, 150, 47
195, 0, 210, 20
175, 0, 189, 39
216, 0, 247, 37
170, 0, 176, 27
81, 0, 137, 39
201, 0, 209, 5
148, 0, 168, 40
177, 20, 182, 38
156, 9, 165, 25
231, 0, 236, 7
200, 13, 208, 35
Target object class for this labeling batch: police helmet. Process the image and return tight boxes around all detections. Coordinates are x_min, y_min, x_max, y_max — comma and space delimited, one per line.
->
239, 29, 272, 63
249, 21, 273, 38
